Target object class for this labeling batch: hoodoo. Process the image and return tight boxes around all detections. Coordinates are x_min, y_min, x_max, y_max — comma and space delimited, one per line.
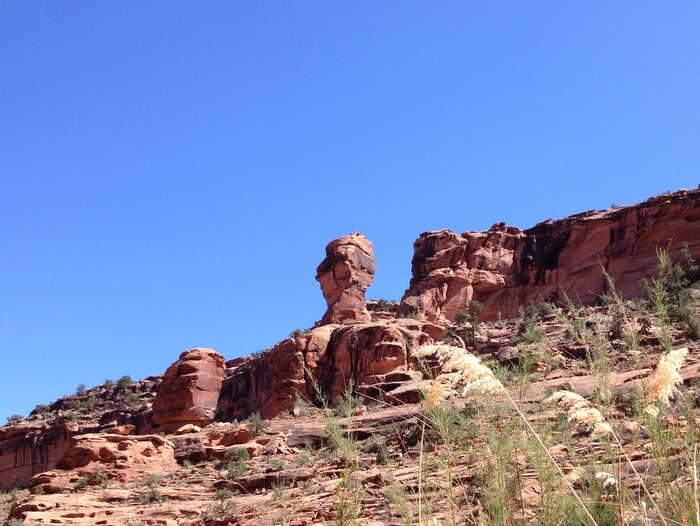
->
315, 232, 376, 325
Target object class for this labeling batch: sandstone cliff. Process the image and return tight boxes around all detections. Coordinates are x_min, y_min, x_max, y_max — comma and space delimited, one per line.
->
0, 377, 159, 491
400, 187, 700, 322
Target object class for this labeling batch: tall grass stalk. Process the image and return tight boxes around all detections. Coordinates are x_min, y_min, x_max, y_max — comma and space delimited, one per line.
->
694, 444, 699, 526
500, 387, 600, 526
417, 344, 600, 526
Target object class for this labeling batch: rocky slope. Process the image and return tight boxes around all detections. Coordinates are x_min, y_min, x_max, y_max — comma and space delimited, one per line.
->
3, 306, 700, 525
1, 188, 700, 525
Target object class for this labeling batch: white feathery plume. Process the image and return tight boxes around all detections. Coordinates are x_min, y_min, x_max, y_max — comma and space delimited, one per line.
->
546, 390, 612, 438
414, 344, 503, 408
645, 347, 688, 417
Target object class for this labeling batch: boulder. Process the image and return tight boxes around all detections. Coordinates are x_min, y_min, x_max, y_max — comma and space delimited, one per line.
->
152, 348, 225, 432
54, 433, 176, 476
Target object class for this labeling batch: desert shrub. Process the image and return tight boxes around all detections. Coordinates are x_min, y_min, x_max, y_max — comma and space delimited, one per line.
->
252, 348, 271, 358
74, 476, 89, 490
212, 487, 236, 517
333, 379, 363, 418
120, 390, 140, 410
520, 326, 541, 344
247, 411, 269, 435
6, 414, 23, 423
76, 395, 98, 413
32, 404, 52, 416
640, 246, 700, 342
444, 300, 484, 347
375, 298, 392, 312
221, 448, 249, 479
92, 469, 109, 488
116, 375, 132, 390
137, 473, 166, 503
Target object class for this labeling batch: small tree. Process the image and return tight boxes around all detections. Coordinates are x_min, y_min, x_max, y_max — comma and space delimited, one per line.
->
116, 375, 132, 390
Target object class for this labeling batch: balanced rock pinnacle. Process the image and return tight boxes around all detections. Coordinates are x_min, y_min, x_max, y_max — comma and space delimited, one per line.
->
316, 232, 376, 325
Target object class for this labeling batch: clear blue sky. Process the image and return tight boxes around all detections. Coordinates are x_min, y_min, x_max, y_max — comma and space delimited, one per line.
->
1, 3, 699, 422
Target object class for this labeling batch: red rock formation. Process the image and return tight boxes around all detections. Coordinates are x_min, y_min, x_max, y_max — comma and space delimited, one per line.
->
401, 188, 700, 322
216, 319, 441, 420
0, 421, 79, 491
316, 232, 376, 325
52, 433, 176, 481
5, 189, 699, 497
217, 326, 334, 421
0, 377, 159, 491
313, 319, 439, 403
152, 348, 225, 432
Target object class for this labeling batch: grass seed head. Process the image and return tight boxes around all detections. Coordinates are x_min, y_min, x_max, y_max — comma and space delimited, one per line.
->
415, 345, 503, 408
645, 347, 688, 415
546, 390, 612, 437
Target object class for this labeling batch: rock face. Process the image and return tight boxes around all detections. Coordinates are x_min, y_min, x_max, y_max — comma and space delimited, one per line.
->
216, 318, 442, 420
316, 232, 376, 325
152, 348, 225, 432
0, 377, 159, 491
0, 421, 79, 491
53, 433, 176, 482
400, 188, 700, 322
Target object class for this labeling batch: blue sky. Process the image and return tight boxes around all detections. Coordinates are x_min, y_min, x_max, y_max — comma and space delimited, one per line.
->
1, 3, 699, 422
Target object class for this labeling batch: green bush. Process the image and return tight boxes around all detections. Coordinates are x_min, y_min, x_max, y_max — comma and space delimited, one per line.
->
639, 246, 700, 342
247, 411, 269, 435
121, 391, 140, 410
116, 375, 132, 390
221, 448, 249, 479
32, 404, 52, 416
375, 298, 392, 312
521, 326, 541, 344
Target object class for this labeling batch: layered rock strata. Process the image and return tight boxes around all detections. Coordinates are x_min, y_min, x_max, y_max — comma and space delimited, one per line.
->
400, 188, 700, 322
216, 318, 442, 421
4, 189, 700, 497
